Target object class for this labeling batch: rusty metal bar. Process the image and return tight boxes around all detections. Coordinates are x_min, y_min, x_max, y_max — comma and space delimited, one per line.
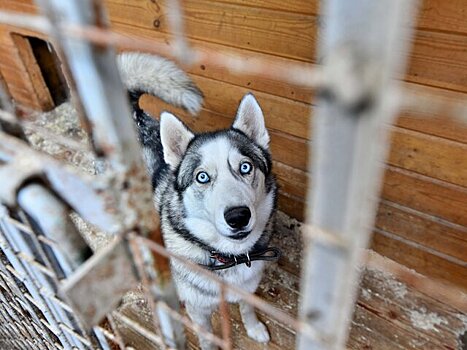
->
298, 1, 418, 349
131, 233, 325, 345
112, 311, 165, 348
105, 314, 127, 350
156, 301, 228, 349
34, 1, 185, 347
219, 285, 232, 350
127, 234, 168, 350
166, 0, 191, 64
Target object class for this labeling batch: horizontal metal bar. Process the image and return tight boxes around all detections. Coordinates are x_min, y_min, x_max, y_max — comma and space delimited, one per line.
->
131, 233, 326, 345
59, 323, 92, 347
16, 252, 56, 278
301, 224, 348, 249
112, 311, 165, 347
0, 131, 123, 234
95, 326, 119, 344
156, 300, 227, 349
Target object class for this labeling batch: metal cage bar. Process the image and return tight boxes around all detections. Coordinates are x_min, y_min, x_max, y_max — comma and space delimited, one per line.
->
298, 1, 418, 349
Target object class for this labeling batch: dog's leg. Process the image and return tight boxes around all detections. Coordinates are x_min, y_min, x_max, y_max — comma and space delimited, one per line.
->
185, 303, 217, 350
239, 300, 270, 343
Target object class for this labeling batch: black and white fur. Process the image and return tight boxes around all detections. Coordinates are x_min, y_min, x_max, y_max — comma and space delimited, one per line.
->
117, 52, 277, 349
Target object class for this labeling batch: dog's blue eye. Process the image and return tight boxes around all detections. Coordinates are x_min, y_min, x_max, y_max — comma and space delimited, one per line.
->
240, 161, 252, 175
196, 171, 210, 183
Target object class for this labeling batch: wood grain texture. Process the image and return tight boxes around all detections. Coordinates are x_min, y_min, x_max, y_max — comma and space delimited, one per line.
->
376, 200, 467, 263
109, 17, 467, 144
382, 166, 467, 227
10, 34, 54, 110
418, 0, 467, 35
388, 127, 467, 187
372, 231, 467, 290
106, 0, 319, 62
106, 0, 467, 94
407, 29, 467, 93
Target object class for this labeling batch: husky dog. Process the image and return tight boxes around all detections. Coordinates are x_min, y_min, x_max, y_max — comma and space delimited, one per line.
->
117, 52, 278, 350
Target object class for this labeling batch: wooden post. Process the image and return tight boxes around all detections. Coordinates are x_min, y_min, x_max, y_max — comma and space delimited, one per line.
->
298, 1, 418, 349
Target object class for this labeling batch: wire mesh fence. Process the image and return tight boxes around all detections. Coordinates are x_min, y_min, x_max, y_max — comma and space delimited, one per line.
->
0, 0, 465, 350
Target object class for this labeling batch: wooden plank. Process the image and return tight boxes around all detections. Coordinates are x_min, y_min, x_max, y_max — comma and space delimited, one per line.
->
418, 0, 467, 35
10, 34, 54, 110
398, 83, 467, 144
277, 191, 305, 222
349, 305, 429, 350
186, 253, 466, 350
140, 75, 312, 140
6, 0, 467, 37
8, 85, 40, 109
110, 25, 467, 143
140, 91, 311, 171
273, 165, 467, 280
0, 65, 34, 93
397, 112, 467, 145
111, 23, 315, 105
106, 0, 318, 62
0, 0, 37, 14
359, 268, 467, 337
211, 0, 318, 16
142, 74, 467, 187
407, 29, 467, 93
190, 0, 467, 37
112, 25, 467, 143
382, 166, 467, 226
371, 231, 467, 290
162, 69, 311, 139
388, 126, 467, 187
274, 161, 310, 199
376, 200, 467, 263
0, 44, 25, 72
106, 1, 467, 93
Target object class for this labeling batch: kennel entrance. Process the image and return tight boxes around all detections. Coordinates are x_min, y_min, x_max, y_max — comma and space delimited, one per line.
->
0, 0, 465, 349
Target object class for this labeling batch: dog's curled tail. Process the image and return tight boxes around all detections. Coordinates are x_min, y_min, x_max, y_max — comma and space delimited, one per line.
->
117, 52, 203, 115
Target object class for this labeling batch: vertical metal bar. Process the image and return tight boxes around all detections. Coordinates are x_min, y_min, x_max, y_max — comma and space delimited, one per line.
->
34, 0, 185, 347
166, 0, 191, 64
298, 1, 417, 349
219, 285, 232, 350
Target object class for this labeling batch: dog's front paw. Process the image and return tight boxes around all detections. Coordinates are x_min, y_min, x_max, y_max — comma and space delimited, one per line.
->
246, 321, 270, 343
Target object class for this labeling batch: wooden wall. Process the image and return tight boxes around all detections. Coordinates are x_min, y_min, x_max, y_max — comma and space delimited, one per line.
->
0, 0, 465, 290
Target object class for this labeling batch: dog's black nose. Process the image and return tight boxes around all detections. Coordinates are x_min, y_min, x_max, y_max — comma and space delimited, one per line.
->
224, 206, 251, 229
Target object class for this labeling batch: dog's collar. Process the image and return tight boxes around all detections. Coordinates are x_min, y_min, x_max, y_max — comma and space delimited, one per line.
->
199, 247, 281, 271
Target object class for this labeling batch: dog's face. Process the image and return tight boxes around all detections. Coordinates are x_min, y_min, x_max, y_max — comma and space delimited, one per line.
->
160, 94, 276, 254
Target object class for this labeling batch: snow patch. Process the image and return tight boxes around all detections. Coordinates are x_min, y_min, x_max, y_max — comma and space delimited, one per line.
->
386, 277, 408, 299
409, 307, 448, 332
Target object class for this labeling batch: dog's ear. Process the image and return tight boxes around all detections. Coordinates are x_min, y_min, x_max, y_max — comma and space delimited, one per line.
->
160, 111, 194, 169
232, 93, 269, 149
